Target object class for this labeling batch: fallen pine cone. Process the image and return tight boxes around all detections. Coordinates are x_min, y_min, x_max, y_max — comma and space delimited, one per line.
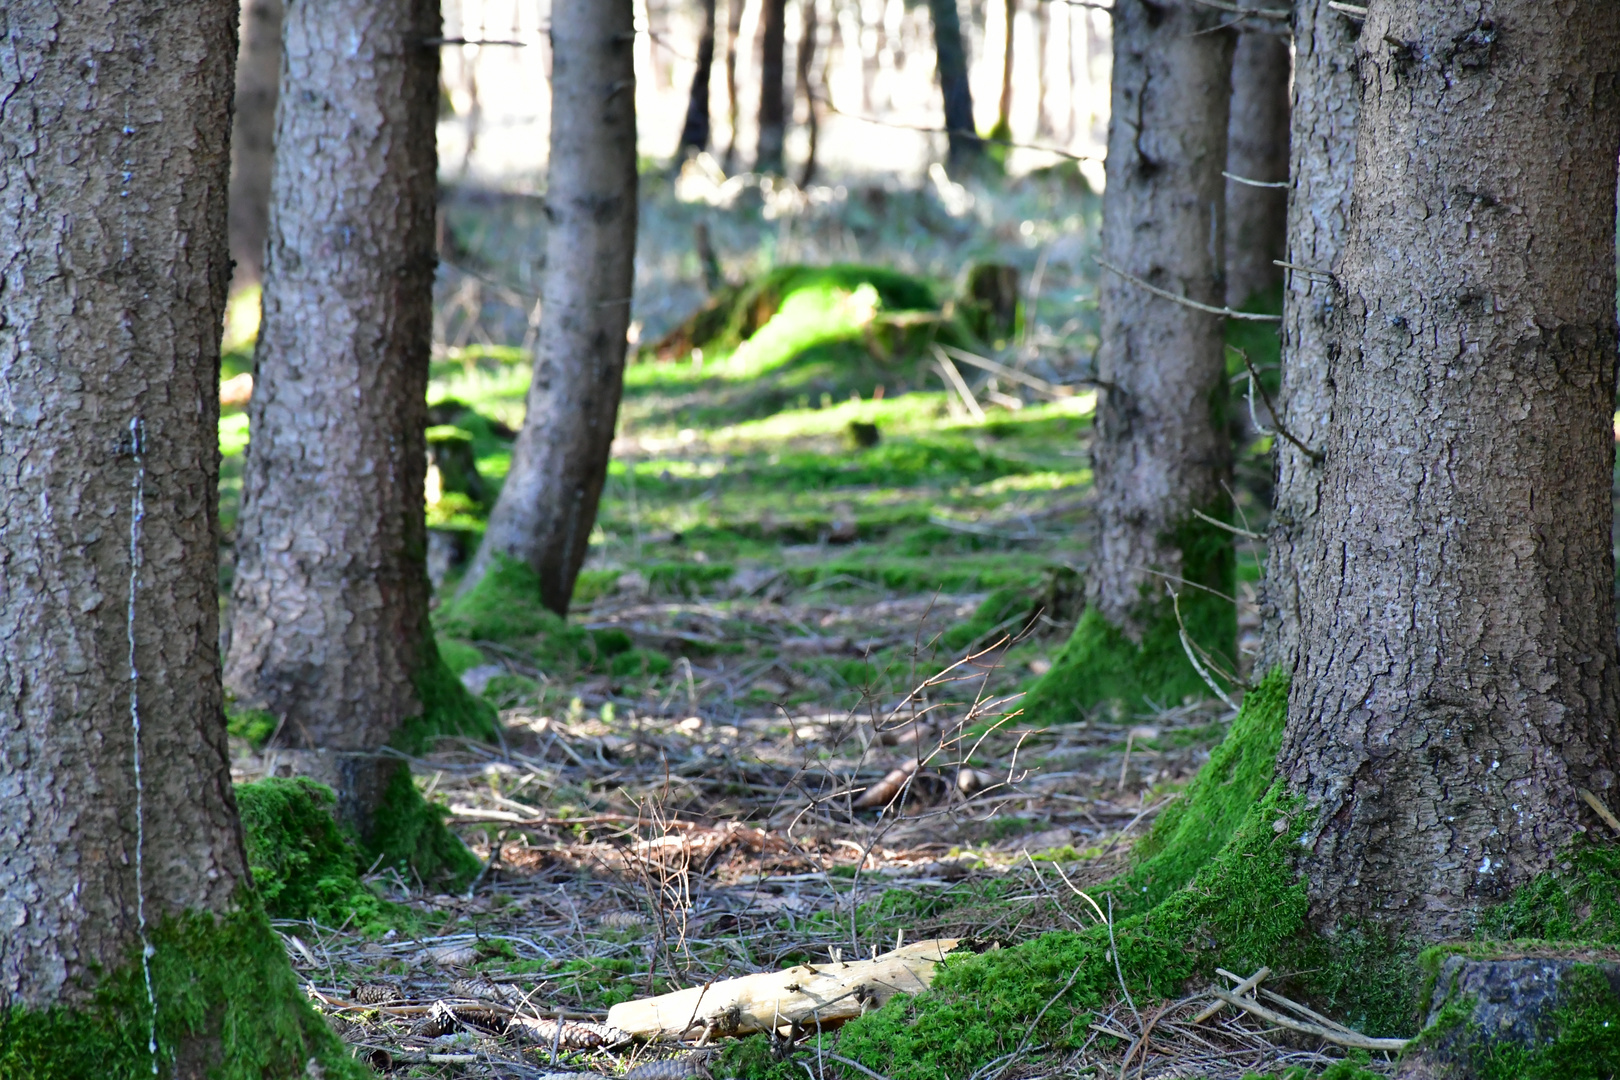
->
352, 981, 405, 1005
623, 1057, 712, 1080
508, 1015, 629, 1049
854, 761, 918, 809
411, 1001, 460, 1038
450, 977, 524, 1006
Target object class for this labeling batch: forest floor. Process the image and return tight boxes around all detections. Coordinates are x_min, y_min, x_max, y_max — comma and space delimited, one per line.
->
221, 164, 1389, 1078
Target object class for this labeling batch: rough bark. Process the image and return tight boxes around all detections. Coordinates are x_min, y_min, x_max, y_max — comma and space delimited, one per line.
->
756, 0, 787, 173
227, 0, 284, 291
1223, 26, 1289, 309
1089, 1, 1236, 640
1283, 0, 1620, 940
225, 0, 444, 834
796, 0, 822, 186
0, 0, 242, 1017
929, 0, 981, 169
995, 0, 1016, 136
680, 0, 718, 155
1256, 0, 1358, 673
723, 0, 747, 171
460, 0, 639, 616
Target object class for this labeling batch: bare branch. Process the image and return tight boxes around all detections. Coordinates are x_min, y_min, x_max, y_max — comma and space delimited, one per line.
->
1096, 259, 1283, 322
1208, 989, 1409, 1051
1222, 170, 1289, 189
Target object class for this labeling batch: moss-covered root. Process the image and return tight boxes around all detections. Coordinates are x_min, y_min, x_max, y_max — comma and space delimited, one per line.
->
396, 634, 499, 755
365, 762, 482, 888
0, 898, 365, 1080
1121, 667, 1290, 912
236, 776, 391, 926
1019, 516, 1236, 726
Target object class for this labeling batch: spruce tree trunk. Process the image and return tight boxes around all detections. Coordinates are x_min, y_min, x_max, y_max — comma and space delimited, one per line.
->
796, 0, 822, 187
227, 0, 284, 292
224, 0, 452, 835
1256, 0, 1358, 673
723, 0, 747, 171
1223, 26, 1289, 310
1283, 0, 1620, 940
0, 4, 344, 1073
680, 0, 718, 156
994, 0, 1016, 137
459, 0, 639, 615
756, 0, 788, 173
929, 0, 981, 170
1021, 0, 1236, 723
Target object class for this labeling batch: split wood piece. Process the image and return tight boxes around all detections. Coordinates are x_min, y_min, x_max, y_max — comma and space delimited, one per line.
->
1192, 966, 1268, 1024
1207, 990, 1408, 1052
1577, 788, 1620, 836
605, 938, 960, 1040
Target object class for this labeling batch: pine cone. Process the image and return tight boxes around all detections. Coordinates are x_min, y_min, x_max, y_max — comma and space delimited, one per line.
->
352, 981, 404, 1005
510, 1016, 628, 1049
411, 1001, 460, 1038
450, 977, 522, 1006
623, 1058, 712, 1080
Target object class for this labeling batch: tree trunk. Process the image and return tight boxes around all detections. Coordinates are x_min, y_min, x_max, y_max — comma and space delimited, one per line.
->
1223, 26, 1289, 310
1256, 0, 1358, 673
929, 0, 981, 170
0, 4, 343, 1073
680, 0, 718, 156
225, 0, 455, 837
228, 0, 284, 292
723, 0, 747, 171
796, 0, 822, 187
1035, 0, 1052, 137
1021, 0, 1236, 723
756, 0, 787, 173
459, 0, 639, 616
994, 0, 1015, 137
1283, 0, 1620, 941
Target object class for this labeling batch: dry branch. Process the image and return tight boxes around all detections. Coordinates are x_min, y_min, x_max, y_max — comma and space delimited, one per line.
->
605, 939, 960, 1040
1207, 989, 1408, 1052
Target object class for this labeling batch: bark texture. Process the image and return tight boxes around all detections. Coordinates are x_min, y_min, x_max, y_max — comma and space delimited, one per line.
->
227, 0, 284, 291
756, 0, 787, 173
1090, 1, 1236, 639
796, 0, 822, 187
1256, 0, 1358, 672
461, 0, 638, 615
723, 0, 746, 170
995, 0, 1016, 136
679, 0, 718, 155
1224, 26, 1289, 309
929, 0, 981, 169
0, 0, 243, 1014
225, 0, 443, 831
1283, 0, 1620, 940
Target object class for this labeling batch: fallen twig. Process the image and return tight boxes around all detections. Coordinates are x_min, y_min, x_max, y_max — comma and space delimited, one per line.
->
1193, 966, 1269, 1024
1207, 989, 1409, 1051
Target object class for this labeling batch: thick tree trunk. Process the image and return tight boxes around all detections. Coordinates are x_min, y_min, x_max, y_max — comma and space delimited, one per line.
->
1022, 0, 1236, 723
929, 0, 981, 170
1283, 1, 1620, 940
680, 0, 718, 155
1256, 0, 1358, 673
225, 0, 447, 835
228, 0, 283, 292
1223, 27, 1289, 310
0, 4, 335, 1073
756, 0, 787, 173
460, 0, 639, 616
723, 0, 747, 171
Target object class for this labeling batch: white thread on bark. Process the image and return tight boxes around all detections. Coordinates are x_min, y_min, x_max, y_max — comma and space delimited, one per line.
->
126, 416, 158, 1076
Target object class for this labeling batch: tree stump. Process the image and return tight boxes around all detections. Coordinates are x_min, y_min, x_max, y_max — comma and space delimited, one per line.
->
1397, 951, 1620, 1078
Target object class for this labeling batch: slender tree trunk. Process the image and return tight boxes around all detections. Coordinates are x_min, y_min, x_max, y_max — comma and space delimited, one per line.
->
680, 0, 719, 155
756, 0, 787, 172
225, 0, 454, 837
228, 0, 283, 292
1022, 0, 1236, 722
723, 0, 747, 170
929, 0, 981, 170
0, 4, 344, 1073
460, 0, 639, 616
994, 0, 1015, 136
1223, 25, 1289, 310
796, 0, 822, 186
1035, 0, 1052, 137
1283, 0, 1620, 940
1256, 0, 1357, 673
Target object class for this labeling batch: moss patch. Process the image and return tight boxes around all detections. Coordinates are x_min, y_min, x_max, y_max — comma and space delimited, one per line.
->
1120, 667, 1290, 911
235, 776, 390, 929
0, 896, 365, 1080
1477, 837, 1620, 945
394, 636, 499, 756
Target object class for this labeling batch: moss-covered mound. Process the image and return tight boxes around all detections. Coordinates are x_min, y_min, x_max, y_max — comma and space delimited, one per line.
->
398, 636, 501, 754
0, 898, 365, 1080
1019, 513, 1237, 725
366, 763, 482, 888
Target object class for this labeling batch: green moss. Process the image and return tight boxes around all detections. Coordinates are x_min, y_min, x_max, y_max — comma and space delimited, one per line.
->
1121, 668, 1290, 911
940, 587, 1032, 653
436, 636, 486, 677
0, 896, 365, 1080
1477, 836, 1620, 945
235, 777, 389, 929
1020, 512, 1236, 724
364, 763, 481, 889
225, 701, 278, 749
394, 635, 499, 755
